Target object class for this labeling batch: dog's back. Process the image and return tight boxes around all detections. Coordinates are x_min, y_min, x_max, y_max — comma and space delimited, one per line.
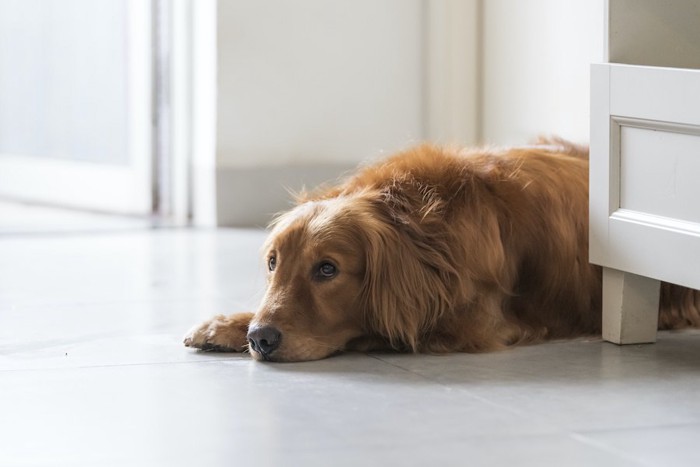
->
327, 142, 700, 346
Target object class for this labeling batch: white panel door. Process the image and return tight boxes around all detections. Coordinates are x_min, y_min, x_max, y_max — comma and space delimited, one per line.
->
0, 0, 153, 215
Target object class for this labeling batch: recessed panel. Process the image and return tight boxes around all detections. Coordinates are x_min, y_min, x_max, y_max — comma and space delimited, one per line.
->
619, 125, 700, 223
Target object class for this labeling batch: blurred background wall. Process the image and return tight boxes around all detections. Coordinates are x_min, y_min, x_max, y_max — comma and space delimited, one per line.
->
0, 0, 604, 229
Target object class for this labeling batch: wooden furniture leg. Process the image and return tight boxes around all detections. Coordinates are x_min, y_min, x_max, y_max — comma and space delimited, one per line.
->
602, 267, 660, 344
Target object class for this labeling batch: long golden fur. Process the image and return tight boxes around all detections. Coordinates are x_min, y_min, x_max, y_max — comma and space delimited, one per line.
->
184, 139, 700, 362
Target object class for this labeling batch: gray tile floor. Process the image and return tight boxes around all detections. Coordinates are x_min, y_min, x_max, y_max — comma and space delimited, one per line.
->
0, 200, 152, 235
2, 227, 700, 466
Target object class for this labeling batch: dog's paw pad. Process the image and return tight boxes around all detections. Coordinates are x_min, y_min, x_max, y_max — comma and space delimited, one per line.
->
200, 342, 228, 352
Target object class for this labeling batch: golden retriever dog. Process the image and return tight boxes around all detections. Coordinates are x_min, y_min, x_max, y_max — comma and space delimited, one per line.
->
184, 139, 700, 362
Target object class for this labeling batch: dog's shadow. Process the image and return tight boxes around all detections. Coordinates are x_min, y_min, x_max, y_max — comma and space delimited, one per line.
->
259, 330, 700, 387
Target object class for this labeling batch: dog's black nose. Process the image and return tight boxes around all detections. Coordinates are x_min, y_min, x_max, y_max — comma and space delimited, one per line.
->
247, 325, 282, 357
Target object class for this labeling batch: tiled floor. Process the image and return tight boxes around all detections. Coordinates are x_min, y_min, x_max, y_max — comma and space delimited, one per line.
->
3, 227, 700, 466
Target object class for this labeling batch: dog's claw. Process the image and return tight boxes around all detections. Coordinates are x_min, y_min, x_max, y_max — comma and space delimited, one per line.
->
199, 342, 217, 351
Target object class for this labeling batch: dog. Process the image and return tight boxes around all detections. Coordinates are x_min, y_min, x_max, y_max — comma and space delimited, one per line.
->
184, 139, 700, 362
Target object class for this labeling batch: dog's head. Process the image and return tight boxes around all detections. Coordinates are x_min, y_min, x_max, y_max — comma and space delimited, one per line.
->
246, 188, 465, 362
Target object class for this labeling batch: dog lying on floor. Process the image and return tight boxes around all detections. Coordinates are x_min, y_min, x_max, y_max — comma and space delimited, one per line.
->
184, 138, 700, 362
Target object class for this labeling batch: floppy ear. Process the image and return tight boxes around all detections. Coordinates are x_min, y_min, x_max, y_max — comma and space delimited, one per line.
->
358, 189, 462, 351
357, 180, 514, 351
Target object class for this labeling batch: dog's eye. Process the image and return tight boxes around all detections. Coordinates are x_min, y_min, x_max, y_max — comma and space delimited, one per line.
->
268, 256, 277, 272
317, 262, 337, 279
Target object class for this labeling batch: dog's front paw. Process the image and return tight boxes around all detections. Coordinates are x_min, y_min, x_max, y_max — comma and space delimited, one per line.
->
183, 313, 252, 352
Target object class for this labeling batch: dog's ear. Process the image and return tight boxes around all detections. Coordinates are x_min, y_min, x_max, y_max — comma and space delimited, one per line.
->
358, 185, 510, 351
358, 189, 460, 351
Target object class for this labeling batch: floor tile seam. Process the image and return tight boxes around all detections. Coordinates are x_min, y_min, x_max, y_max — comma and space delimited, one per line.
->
365, 354, 547, 420
365, 353, 438, 380
241, 430, 583, 454
574, 420, 700, 436
445, 384, 575, 426
367, 354, 556, 416
458, 395, 700, 440
465, 390, 700, 437
569, 432, 654, 467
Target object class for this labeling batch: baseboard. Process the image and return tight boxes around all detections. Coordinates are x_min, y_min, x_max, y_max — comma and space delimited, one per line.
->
215, 163, 356, 228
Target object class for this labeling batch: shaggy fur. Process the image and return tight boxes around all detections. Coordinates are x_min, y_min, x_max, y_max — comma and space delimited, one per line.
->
184, 139, 700, 362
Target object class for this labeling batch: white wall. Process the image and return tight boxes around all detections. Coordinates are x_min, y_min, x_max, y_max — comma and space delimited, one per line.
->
207, 0, 605, 226
216, 0, 425, 169
481, 0, 605, 145
215, 0, 606, 164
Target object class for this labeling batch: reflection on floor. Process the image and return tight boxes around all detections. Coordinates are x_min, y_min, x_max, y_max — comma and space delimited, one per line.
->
0, 200, 152, 235
2, 228, 700, 466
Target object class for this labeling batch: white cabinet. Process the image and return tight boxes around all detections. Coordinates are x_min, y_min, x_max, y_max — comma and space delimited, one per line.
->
590, 0, 700, 344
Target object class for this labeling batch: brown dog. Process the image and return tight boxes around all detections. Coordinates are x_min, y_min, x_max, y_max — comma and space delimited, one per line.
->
184, 139, 700, 362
